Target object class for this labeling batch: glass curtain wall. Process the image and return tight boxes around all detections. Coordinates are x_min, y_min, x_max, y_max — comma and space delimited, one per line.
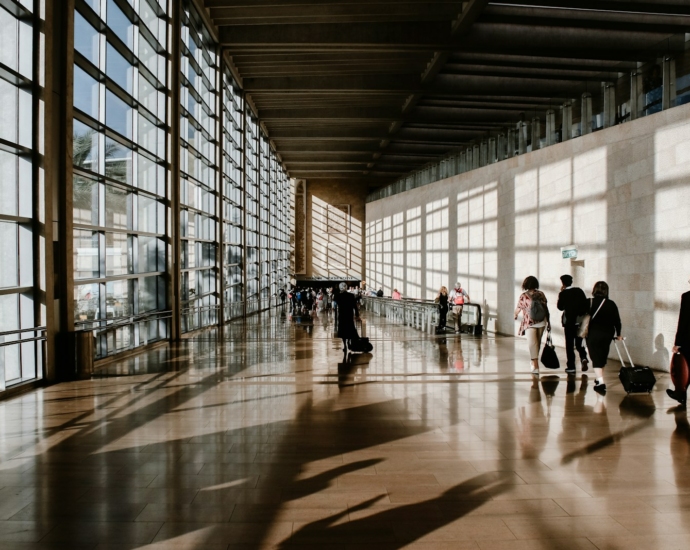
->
259, 133, 271, 306
72, 0, 169, 358
179, 0, 219, 332
221, 68, 244, 321
0, 0, 40, 390
245, 110, 260, 315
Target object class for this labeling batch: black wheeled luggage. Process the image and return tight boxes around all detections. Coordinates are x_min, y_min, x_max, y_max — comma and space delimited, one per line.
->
349, 337, 373, 353
616, 338, 656, 393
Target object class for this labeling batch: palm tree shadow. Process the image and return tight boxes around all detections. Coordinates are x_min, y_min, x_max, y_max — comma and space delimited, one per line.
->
285, 459, 384, 501
278, 473, 511, 548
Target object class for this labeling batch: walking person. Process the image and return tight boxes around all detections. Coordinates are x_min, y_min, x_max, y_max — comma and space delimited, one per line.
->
335, 282, 359, 354
279, 288, 287, 307
392, 289, 402, 300
585, 281, 623, 395
668, 278, 690, 405
514, 276, 550, 375
435, 286, 449, 331
449, 282, 470, 334
557, 274, 590, 374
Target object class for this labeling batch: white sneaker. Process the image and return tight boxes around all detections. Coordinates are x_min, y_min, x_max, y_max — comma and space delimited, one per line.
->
531, 369, 539, 375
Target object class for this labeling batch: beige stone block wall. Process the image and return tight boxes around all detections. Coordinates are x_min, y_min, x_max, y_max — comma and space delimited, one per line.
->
366, 103, 690, 371
305, 180, 368, 280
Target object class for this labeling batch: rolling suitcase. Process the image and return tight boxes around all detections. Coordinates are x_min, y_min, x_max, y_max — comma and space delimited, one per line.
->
670, 352, 690, 392
616, 338, 656, 393
349, 337, 373, 353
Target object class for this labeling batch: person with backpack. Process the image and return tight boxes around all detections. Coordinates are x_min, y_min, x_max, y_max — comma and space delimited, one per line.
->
668, 278, 690, 405
376, 288, 384, 297
449, 282, 470, 334
514, 276, 550, 375
557, 274, 590, 374
335, 282, 360, 353
585, 281, 623, 395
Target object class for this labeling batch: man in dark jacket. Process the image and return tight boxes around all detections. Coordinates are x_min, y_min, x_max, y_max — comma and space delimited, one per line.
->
557, 274, 590, 374
668, 283, 690, 404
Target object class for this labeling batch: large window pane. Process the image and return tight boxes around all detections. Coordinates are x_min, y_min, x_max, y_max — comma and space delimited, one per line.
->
105, 184, 130, 229
106, 90, 132, 138
0, 222, 18, 289
0, 79, 17, 143
105, 138, 132, 184
73, 120, 99, 172
73, 175, 99, 226
75, 283, 100, 321
106, 42, 132, 93
107, 0, 133, 49
106, 279, 132, 318
74, 12, 99, 67
0, 150, 17, 216
106, 232, 130, 276
138, 236, 163, 273
74, 230, 100, 280
74, 66, 100, 119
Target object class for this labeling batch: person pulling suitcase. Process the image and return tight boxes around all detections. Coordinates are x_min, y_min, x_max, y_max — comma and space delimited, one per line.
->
668, 278, 690, 405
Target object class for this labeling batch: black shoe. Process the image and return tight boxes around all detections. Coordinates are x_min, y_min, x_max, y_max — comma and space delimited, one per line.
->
666, 389, 687, 405
581, 359, 589, 372
593, 382, 607, 395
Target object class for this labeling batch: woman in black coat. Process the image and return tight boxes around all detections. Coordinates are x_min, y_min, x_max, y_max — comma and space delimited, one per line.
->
436, 286, 449, 330
586, 281, 623, 395
668, 281, 690, 404
335, 282, 359, 352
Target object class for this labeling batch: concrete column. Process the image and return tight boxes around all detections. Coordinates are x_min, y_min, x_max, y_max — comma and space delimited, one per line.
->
479, 141, 488, 167
472, 144, 479, 169
507, 128, 516, 158
561, 102, 572, 141
459, 150, 466, 173
466, 147, 473, 170
581, 93, 592, 135
663, 56, 676, 110
518, 122, 527, 155
630, 71, 641, 121
603, 82, 616, 128
545, 110, 556, 146
488, 137, 497, 164
531, 117, 540, 151
497, 133, 505, 161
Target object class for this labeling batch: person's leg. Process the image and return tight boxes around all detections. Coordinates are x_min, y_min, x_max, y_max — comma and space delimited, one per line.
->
440, 307, 447, 328
527, 327, 544, 373
564, 324, 576, 371
575, 335, 589, 370
454, 306, 463, 332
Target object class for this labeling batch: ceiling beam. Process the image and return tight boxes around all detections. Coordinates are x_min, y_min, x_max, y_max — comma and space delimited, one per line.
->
242, 74, 421, 92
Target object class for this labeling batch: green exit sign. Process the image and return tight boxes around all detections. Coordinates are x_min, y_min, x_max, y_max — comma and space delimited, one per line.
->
561, 246, 578, 259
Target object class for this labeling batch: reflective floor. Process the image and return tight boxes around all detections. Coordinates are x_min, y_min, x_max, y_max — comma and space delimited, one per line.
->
0, 308, 689, 549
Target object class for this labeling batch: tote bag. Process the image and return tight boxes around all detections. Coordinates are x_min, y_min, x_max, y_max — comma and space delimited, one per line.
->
541, 330, 560, 370
577, 298, 606, 339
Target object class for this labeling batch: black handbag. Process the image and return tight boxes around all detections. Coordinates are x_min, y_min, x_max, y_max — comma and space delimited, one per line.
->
541, 330, 560, 370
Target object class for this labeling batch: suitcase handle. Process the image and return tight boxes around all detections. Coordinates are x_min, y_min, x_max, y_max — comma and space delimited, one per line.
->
613, 333, 635, 369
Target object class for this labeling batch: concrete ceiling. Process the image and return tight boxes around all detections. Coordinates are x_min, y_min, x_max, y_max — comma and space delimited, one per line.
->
204, 0, 690, 189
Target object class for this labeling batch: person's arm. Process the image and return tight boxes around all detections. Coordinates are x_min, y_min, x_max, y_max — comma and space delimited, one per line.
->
463, 289, 470, 302
612, 302, 622, 339
514, 294, 524, 319
674, 293, 690, 351
557, 290, 565, 312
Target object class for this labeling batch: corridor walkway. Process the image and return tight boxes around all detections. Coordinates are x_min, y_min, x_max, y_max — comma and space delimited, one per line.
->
0, 309, 688, 549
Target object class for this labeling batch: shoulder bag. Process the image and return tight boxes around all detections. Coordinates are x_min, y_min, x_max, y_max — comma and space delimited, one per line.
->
540, 330, 560, 370
577, 298, 605, 339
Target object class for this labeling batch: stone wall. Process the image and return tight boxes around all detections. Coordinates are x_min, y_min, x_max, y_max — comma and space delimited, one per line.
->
305, 180, 368, 280
366, 104, 690, 371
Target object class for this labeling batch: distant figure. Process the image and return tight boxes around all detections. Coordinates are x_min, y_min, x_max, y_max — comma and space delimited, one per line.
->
279, 288, 287, 306
392, 289, 402, 300
336, 282, 360, 353
376, 288, 384, 297
557, 274, 589, 374
514, 276, 550, 376
585, 281, 623, 395
669, 278, 690, 405
450, 282, 470, 334
436, 286, 449, 330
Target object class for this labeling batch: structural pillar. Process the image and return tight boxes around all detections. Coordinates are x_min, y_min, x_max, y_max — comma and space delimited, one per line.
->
603, 82, 616, 128
545, 110, 556, 146
561, 102, 572, 141
479, 141, 488, 167
459, 150, 466, 173
497, 133, 506, 161
466, 147, 473, 170
531, 117, 540, 151
630, 71, 641, 121
472, 144, 479, 169
581, 93, 592, 135
507, 128, 516, 158
488, 137, 496, 164
662, 56, 676, 110
518, 122, 527, 155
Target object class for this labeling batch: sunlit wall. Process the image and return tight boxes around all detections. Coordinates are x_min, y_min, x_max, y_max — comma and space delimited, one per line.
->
366, 103, 690, 370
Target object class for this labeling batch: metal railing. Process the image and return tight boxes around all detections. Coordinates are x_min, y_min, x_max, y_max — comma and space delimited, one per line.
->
76, 310, 172, 359
181, 305, 220, 333
363, 297, 482, 335
0, 326, 47, 391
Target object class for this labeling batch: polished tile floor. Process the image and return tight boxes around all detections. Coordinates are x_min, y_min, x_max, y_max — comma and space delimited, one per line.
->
0, 308, 689, 549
